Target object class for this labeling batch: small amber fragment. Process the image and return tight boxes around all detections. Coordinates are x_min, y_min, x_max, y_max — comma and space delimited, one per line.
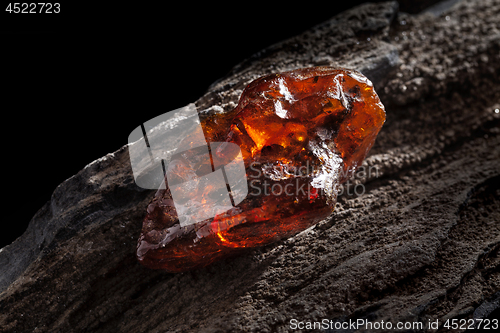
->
137, 67, 385, 272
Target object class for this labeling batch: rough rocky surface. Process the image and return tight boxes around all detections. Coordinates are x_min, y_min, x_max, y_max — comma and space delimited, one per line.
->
1, 0, 499, 332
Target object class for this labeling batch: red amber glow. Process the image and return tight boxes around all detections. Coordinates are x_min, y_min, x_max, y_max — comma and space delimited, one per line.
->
137, 67, 385, 272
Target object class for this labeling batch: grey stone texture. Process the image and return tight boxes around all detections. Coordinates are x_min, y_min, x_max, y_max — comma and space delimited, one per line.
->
1, 0, 499, 332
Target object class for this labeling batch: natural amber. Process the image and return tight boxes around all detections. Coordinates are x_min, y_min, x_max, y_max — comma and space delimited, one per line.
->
137, 67, 385, 272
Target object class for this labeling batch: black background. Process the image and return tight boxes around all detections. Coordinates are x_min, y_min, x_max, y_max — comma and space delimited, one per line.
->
1, 1, 391, 248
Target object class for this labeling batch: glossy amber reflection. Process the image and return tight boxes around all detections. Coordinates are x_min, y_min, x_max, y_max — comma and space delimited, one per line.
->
136, 67, 385, 272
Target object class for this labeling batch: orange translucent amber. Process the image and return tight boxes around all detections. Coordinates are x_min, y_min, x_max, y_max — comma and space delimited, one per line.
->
137, 67, 385, 272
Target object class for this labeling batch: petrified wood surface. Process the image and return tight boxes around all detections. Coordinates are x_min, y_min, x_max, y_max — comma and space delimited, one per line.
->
1, 0, 499, 332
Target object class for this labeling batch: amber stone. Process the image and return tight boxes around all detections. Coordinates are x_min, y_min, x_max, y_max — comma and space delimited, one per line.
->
137, 67, 385, 272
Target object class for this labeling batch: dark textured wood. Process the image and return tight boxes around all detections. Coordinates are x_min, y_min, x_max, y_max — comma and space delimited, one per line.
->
1, 1, 499, 332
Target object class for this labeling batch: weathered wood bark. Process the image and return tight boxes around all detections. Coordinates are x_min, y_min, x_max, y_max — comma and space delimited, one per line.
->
1, 1, 499, 332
